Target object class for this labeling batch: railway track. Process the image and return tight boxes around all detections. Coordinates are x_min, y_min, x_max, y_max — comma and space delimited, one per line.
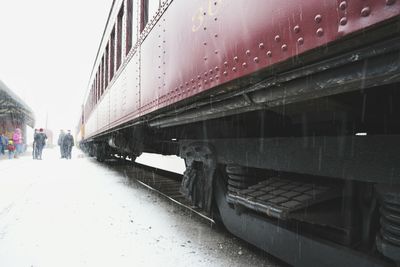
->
104, 158, 216, 226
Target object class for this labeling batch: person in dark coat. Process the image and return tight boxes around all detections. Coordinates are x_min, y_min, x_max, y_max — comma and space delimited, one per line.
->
32, 129, 39, 159
0, 132, 7, 156
62, 130, 74, 159
35, 128, 47, 160
57, 130, 66, 158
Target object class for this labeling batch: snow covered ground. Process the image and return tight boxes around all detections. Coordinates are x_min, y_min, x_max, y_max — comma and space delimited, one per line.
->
0, 148, 282, 267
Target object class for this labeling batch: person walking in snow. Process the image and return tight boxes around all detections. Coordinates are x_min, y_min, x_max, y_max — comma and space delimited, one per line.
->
7, 140, 16, 159
35, 128, 47, 160
12, 128, 23, 157
57, 129, 66, 158
62, 130, 74, 159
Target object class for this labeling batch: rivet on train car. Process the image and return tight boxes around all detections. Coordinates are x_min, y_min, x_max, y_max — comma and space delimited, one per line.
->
232, 67, 237, 72
315, 14, 322, 23
197, 75, 201, 80
204, 79, 208, 84
233, 56, 238, 62
204, 71, 208, 77
215, 66, 220, 71
175, 87, 178, 91
316, 28, 324, 37
386, 0, 396, 5
203, 42, 207, 46
223, 71, 228, 76
185, 82, 189, 86
192, 86, 196, 90
204, 56, 208, 61
253, 57, 259, 63
297, 37, 304, 45
294, 25, 300, 33
339, 1, 347, 10
215, 75, 219, 80
180, 84, 183, 89
215, 50, 218, 54
203, 27, 207, 31
198, 83, 201, 87
266, 51, 272, 57
281, 44, 288, 51
191, 79, 194, 83
215, 34, 218, 38
275, 35, 281, 42
242, 62, 247, 68
245, 50, 251, 56
259, 43, 265, 49
224, 61, 228, 66
214, 17, 218, 21
209, 69, 213, 75
340, 17, 348, 26
361, 7, 371, 17
209, 77, 213, 81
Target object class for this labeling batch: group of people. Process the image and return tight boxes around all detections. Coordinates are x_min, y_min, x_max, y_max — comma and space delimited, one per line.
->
32, 128, 47, 160
0, 128, 24, 159
0, 128, 75, 160
57, 130, 74, 159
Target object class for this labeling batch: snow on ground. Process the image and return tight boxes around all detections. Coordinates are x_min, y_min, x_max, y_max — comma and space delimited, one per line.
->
0, 148, 281, 267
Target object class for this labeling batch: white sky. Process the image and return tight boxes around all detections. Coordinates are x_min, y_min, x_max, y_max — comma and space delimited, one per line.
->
0, 0, 112, 132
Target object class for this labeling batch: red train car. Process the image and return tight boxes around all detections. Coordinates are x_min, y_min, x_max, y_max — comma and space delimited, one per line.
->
79, 1, 400, 265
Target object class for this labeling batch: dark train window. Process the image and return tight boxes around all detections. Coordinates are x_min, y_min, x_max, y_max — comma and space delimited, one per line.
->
110, 28, 115, 80
105, 45, 109, 89
141, 0, 149, 32
126, 0, 133, 54
100, 57, 104, 96
116, 4, 124, 70
94, 73, 97, 105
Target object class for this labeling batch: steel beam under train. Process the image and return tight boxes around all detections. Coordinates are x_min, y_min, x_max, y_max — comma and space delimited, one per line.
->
180, 135, 400, 184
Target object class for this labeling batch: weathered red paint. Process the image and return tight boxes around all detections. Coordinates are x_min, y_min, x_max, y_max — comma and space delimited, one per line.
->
83, 0, 400, 138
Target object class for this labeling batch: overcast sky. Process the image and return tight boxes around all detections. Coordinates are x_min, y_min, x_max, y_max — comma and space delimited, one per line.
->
0, 0, 112, 132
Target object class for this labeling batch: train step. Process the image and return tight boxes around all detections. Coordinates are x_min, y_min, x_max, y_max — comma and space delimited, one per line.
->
226, 177, 340, 219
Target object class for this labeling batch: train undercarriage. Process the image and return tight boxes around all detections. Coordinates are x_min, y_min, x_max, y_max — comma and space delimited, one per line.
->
81, 34, 400, 266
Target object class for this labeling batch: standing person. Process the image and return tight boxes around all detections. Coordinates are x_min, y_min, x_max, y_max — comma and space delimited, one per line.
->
62, 130, 74, 159
12, 128, 23, 157
0, 132, 7, 156
7, 140, 16, 159
57, 130, 66, 158
32, 129, 39, 159
35, 128, 47, 160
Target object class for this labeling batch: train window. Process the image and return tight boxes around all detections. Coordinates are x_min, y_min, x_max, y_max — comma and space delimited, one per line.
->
110, 28, 115, 80
94, 73, 98, 104
100, 57, 104, 96
140, 0, 149, 32
105, 45, 109, 89
126, 0, 133, 55
116, 4, 124, 70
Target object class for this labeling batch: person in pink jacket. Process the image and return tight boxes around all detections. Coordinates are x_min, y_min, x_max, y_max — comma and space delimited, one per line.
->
12, 128, 23, 157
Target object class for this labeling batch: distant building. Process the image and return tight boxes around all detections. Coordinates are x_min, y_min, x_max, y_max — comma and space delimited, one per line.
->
0, 80, 35, 145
